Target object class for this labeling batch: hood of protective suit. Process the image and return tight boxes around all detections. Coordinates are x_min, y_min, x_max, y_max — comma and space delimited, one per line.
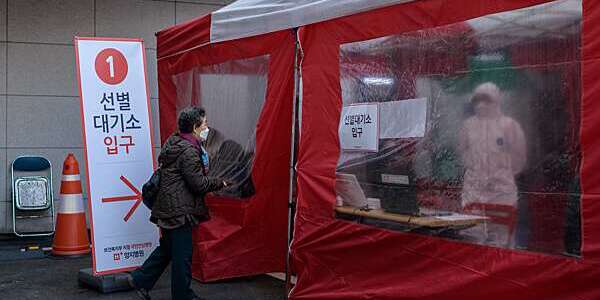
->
471, 82, 503, 118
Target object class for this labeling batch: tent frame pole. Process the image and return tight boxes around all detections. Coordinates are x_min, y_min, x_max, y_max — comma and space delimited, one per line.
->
285, 28, 301, 299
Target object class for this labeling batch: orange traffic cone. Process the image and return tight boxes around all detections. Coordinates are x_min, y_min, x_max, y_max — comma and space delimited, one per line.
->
52, 153, 90, 256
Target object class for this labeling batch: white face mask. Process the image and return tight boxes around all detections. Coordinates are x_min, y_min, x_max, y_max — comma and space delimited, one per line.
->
199, 128, 210, 141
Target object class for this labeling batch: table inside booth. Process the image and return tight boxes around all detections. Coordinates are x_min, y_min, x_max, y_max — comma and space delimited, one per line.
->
335, 206, 487, 230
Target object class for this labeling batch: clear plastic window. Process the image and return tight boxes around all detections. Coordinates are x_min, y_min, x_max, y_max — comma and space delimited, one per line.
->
335, 0, 582, 256
172, 56, 269, 199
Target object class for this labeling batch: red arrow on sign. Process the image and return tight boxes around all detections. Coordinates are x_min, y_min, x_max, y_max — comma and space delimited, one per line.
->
102, 175, 142, 222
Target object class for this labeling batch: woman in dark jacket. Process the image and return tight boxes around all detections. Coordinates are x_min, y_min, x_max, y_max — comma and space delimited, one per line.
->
129, 107, 227, 300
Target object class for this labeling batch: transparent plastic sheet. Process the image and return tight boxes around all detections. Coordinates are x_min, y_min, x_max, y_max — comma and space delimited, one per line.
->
334, 0, 581, 256
203, 72, 265, 198
171, 56, 269, 199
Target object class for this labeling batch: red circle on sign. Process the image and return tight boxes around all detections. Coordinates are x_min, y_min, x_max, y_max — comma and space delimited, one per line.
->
95, 48, 128, 85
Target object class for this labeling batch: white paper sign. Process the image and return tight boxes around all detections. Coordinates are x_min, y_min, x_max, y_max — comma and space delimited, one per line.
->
75, 37, 159, 275
339, 103, 379, 152
379, 98, 427, 139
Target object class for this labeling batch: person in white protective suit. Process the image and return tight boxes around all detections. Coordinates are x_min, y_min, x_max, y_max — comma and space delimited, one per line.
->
458, 82, 527, 247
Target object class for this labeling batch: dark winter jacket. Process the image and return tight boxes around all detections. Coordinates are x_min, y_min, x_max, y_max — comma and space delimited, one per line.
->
151, 133, 224, 223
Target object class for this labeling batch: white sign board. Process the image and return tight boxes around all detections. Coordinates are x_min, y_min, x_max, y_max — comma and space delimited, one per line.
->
75, 37, 159, 275
339, 103, 379, 152
379, 98, 427, 139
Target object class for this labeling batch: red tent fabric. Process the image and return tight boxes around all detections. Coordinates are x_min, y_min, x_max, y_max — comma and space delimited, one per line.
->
291, 0, 600, 299
156, 17, 295, 281
156, 0, 600, 297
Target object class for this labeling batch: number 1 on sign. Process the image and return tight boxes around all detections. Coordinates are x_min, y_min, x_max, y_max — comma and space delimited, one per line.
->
95, 48, 128, 85
106, 55, 114, 78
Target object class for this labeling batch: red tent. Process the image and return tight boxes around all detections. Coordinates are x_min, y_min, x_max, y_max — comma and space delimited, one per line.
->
292, 0, 600, 299
157, 0, 600, 298
156, 19, 295, 281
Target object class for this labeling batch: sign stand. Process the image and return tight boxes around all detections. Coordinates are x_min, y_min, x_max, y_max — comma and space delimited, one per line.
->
78, 268, 132, 293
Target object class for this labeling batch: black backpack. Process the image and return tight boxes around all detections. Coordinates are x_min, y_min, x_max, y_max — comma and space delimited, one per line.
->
142, 148, 184, 209
142, 167, 161, 210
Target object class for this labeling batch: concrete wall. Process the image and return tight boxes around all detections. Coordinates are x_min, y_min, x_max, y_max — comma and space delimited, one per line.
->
0, 0, 232, 233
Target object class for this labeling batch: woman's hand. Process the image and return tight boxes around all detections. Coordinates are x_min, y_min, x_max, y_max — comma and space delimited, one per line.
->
222, 180, 234, 189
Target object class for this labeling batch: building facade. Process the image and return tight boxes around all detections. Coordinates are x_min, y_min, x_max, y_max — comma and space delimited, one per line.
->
0, 0, 232, 233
